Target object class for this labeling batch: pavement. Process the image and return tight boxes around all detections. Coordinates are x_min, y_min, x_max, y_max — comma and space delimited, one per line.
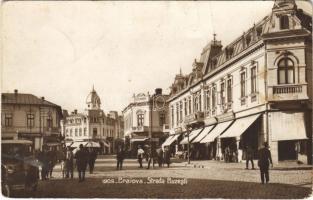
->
26, 155, 313, 198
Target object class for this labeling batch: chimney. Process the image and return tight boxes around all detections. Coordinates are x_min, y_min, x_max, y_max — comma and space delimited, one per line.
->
14, 89, 18, 94
41, 97, 45, 101
74, 109, 77, 114
155, 88, 162, 95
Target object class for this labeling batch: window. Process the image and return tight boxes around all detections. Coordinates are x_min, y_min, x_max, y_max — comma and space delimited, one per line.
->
280, 15, 289, 30
240, 72, 246, 98
27, 114, 35, 128
171, 106, 174, 128
137, 114, 144, 126
79, 128, 82, 136
184, 99, 187, 116
75, 128, 78, 137
179, 101, 183, 122
212, 85, 216, 109
84, 128, 87, 136
194, 95, 198, 112
256, 26, 262, 37
205, 89, 211, 111
198, 92, 202, 112
70, 129, 72, 137
227, 79, 232, 103
278, 57, 294, 84
159, 113, 165, 126
251, 66, 257, 93
4, 113, 13, 127
46, 115, 52, 128
188, 97, 192, 114
194, 92, 201, 112
226, 47, 233, 59
176, 104, 179, 125
246, 35, 251, 46
220, 82, 225, 105
93, 128, 97, 136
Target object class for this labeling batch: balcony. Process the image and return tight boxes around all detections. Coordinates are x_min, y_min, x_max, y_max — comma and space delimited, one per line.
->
131, 126, 149, 133
184, 111, 204, 125
268, 84, 308, 102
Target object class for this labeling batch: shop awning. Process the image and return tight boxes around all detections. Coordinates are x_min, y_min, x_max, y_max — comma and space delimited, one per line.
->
162, 135, 174, 147
192, 125, 215, 143
219, 114, 261, 139
271, 112, 307, 141
130, 138, 148, 143
180, 128, 203, 145
200, 121, 233, 143
103, 141, 110, 147
70, 141, 87, 148
85, 141, 101, 148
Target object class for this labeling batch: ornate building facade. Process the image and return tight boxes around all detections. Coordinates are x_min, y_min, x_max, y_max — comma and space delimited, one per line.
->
61, 87, 124, 154
1, 89, 63, 150
123, 89, 170, 156
165, 0, 312, 164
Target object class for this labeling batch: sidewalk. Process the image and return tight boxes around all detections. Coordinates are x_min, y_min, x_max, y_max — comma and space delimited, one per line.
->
180, 159, 312, 170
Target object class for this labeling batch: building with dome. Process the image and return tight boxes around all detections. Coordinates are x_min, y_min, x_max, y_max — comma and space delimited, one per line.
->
61, 87, 124, 154
164, 0, 312, 164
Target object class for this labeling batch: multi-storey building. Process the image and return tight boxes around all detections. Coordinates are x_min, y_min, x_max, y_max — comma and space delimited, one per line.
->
1, 89, 63, 150
165, 0, 312, 164
123, 89, 170, 156
61, 87, 124, 154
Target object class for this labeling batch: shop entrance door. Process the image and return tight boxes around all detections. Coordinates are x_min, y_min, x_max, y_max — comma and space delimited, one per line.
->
278, 140, 297, 161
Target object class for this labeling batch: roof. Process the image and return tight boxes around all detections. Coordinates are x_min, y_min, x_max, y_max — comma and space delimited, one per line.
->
1, 93, 61, 108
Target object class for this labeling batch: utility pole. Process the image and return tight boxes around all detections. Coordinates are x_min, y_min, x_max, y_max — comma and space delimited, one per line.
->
149, 93, 153, 147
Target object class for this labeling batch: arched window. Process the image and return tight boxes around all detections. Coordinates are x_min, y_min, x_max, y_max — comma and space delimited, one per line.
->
278, 57, 294, 84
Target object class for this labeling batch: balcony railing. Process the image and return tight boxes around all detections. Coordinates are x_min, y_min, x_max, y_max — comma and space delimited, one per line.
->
273, 85, 302, 94
184, 111, 204, 124
131, 126, 148, 132
269, 84, 308, 101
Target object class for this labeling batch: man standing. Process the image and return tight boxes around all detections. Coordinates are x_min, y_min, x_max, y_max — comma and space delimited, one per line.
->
163, 146, 171, 168
147, 146, 156, 169
245, 145, 255, 169
137, 145, 144, 168
38, 147, 49, 180
65, 146, 74, 179
75, 144, 88, 182
156, 148, 163, 167
258, 142, 273, 184
116, 146, 125, 170
88, 148, 97, 174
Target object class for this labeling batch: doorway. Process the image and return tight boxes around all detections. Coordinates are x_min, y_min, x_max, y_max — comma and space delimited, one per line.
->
278, 140, 297, 161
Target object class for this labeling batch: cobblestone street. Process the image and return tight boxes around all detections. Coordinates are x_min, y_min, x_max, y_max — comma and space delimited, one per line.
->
30, 155, 312, 199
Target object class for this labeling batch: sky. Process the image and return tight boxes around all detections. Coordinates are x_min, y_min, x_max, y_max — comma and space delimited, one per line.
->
2, 1, 312, 113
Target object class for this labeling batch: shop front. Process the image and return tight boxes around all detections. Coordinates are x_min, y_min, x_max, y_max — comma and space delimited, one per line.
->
269, 111, 309, 163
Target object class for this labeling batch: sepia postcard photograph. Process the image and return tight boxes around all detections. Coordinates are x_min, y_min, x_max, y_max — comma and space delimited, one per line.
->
1, 0, 312, 199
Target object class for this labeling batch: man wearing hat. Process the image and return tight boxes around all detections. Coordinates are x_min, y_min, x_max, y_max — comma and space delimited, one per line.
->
74, 144, 89, 182
137, 145, 144, 168
258, 142, 273, 184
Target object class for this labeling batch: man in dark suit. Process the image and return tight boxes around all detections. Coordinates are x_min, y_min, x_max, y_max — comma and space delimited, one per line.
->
75, 144, 89, 182
258, 142, 273, 184
245, 145, 255, 169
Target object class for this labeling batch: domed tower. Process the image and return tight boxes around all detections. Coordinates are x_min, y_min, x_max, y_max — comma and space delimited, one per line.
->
86, 86, 101, 110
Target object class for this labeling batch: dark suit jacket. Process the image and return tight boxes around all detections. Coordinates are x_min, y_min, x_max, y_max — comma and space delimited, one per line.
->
258, 147, 272, 169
